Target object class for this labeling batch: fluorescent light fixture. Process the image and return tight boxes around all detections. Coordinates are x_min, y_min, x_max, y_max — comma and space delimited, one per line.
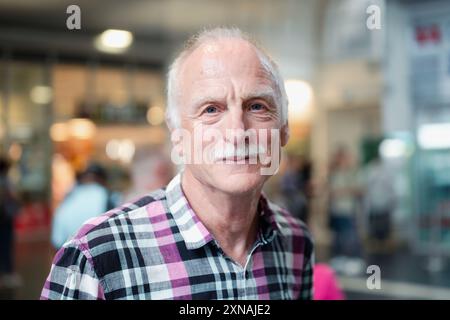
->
379, 139, 408, 158
106, 139, 135, 163
50, 122, 69, 142
94, 29, 133, 54
68, 118, 96, 140
106, 139, 121, 160
118, 139, 135, 163
418, 123, 450, 150
146, 105, 165, 126
30, 85, 53, 104
284, 79, 313, 122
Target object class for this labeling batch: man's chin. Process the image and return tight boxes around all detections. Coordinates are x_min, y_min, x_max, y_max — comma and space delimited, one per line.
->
210, 169, 266, 194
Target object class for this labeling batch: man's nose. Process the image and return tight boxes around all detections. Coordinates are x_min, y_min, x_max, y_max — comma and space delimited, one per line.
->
224, 105, 247, 144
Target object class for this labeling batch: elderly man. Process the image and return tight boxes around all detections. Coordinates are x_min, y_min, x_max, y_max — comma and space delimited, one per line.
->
41, 27, 313, 300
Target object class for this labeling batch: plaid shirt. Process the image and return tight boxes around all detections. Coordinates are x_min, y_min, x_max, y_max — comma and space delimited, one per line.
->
41, 173, 314, 300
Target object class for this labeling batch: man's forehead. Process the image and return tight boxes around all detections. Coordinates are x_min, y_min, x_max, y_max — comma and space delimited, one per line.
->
181, 39, 270, 80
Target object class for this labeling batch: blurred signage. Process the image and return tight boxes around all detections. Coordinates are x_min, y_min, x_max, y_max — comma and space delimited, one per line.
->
77, 101, 150, 124
415, 24, 441, 45
15, 202, 51, 239
410, 17, 450, 104
410, 5, 450, 253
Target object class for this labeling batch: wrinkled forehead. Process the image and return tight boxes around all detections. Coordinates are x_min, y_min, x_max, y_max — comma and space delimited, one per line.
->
179, 39, 274, 87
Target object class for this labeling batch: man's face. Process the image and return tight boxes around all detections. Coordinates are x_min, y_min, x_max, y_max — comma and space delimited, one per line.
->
174, 38, 289, 195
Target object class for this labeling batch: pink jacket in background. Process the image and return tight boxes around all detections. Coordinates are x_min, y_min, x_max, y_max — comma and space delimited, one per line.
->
313, 263, 345, 300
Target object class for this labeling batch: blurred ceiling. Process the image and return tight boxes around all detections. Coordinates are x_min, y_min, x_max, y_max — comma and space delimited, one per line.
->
0, 0, 321, 68
0, 0, 289, 38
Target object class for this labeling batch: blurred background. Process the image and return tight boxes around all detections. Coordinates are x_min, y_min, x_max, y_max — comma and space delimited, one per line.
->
0, 0, 450, 300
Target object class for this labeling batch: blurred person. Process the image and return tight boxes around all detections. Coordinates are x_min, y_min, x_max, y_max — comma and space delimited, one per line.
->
51, 153, 76, 211
362, 152, 395, 252
327, 147, 364, 275
124, 148, 174, 202
280, 154, 312, 223
50, 162, 119, 249
41, 27, 314, 300
313, 263, 345, 300
0, 156, 22, 289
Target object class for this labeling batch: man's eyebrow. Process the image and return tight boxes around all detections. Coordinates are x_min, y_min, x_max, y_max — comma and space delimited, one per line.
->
242, 89, 277, 105
191, 95, 226, 109
190, 89, 278, 109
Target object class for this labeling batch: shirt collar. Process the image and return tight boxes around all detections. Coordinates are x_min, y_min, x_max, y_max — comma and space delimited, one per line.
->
258, 192, 283, 242
165, 173, 214, 249
165, 172, 282, 250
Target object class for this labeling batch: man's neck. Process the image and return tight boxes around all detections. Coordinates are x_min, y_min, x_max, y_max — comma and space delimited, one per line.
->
181, 170, 262, 267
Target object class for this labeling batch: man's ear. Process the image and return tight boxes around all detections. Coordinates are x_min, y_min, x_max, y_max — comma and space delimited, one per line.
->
280, 122, 290, 147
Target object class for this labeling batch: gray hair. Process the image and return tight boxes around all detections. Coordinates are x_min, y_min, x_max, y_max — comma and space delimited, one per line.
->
165, 27, 288, 129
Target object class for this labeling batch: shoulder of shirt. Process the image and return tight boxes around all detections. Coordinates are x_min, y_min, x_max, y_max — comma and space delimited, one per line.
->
62, 188, 167, 252
265, 198, 313, 242
265, 199, 314, 261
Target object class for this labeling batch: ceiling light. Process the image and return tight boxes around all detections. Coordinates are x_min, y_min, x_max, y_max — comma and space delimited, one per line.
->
94, 29, 133, 54
285, 79, 313, 122
418, 123, 450, 150
30, 86, 53, 104
147, 106, 165, 126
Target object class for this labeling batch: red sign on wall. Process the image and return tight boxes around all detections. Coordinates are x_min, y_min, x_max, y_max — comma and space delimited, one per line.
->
415, 24, 442, 45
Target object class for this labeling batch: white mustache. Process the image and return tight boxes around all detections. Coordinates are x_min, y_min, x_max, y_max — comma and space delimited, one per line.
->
210, 142, 266, 162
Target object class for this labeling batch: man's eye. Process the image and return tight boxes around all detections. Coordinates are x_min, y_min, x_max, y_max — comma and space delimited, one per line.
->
204, 105, 218, 114
249, 103, 265, 111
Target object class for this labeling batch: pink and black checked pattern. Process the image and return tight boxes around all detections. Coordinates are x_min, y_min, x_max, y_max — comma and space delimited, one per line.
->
41, 173, 313, 300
